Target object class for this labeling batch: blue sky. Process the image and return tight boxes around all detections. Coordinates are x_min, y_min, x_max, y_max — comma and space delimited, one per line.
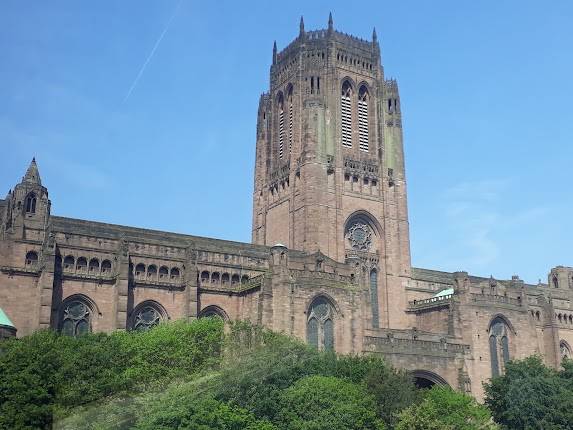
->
1, 1, 571, 283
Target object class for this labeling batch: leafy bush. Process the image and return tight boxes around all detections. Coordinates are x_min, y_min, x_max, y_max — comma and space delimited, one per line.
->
0, 318, 224, 429
396, 385, 498, 430
276, 375, 384, 430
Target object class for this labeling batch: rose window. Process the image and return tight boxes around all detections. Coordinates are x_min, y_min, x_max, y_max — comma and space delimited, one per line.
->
346, 222, 372, 251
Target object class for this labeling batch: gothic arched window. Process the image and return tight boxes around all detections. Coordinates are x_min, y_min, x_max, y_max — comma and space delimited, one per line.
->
277, 92, 285, 159
60, 297, 93, 336
76, 257, 87, 273
341, 81, 353, 148
307, 297, 335, 351
287, 86, 294, 154
131, 302, 166, 331
358, 85, 369, 152
489, 317, 511, 377
560, 341, 571, 361
25, 251, 38, 266
25, 193, 37, 214
101, 260, 112, 273
370, 269, 379, 328
64, 255, 75, 271
159, 266, 169, 280
88, 258, 99, 273
170, 267, 180, 280
135, 263, 146, 280
147, 265, 157, 280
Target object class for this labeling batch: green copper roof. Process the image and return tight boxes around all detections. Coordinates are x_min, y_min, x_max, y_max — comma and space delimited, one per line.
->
433, 287, 454, 298
0, 307, 15, 328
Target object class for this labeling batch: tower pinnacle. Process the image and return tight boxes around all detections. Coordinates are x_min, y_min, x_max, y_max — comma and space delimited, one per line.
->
299, 16, 305, 36
273, 40, 277, 64
23, 158, 42, 185
372, 27, 377, 42
328, 12, 334, 31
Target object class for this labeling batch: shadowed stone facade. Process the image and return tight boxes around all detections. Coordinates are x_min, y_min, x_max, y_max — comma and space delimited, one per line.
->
1, 16, 571, 400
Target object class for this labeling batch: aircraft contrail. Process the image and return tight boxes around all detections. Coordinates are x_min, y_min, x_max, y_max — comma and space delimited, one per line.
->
123, 0, 183, 103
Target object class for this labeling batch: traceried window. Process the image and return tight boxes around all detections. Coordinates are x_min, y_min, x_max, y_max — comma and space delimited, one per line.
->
307, 297, 335, 351
489, 317, 511, 377
131, 303, 165, 331
278, 92, 285, 159
370, 269, 379, 328
25, 193, 37, 214
341, 81, 353, 148
287, 86, 294, 153
358, 86, 369, 152
60, 298, 92, 336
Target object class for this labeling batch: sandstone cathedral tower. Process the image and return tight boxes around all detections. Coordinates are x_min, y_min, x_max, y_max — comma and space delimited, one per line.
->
1, 15, 572, 400
252, 15, 411, 330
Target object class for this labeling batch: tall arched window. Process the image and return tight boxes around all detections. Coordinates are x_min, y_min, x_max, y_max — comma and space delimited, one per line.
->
341, 81, 353, 148
25, 193, 37, 214
59, 297, 93, 336
489, 317, 511, 377
130, 301, 167, 331
88, 258, 99, 273
307, 297, 335, 351
370, 269, 379, 328
561, 341, 571, 361
358, 86, 369, 152
287, 86, 294, 154
76, 257, 87, 273
101, 260, 112, 273
277, 92, 285, 159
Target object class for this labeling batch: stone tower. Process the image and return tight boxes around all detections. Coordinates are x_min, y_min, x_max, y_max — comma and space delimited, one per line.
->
252, 15, 412, 328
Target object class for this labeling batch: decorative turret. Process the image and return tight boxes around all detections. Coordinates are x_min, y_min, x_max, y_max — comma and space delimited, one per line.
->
2, 158, 51, 237
328, 12, 333, 32
299, 16, 305, 37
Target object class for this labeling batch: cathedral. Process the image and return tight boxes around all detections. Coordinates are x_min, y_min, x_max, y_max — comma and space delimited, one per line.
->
1, 15, 571, 400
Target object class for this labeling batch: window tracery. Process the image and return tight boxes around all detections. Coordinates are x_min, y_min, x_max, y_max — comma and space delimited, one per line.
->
489, 317, 511, 377
132, 304, 164, 331
346, 222, 372, 251
60, 299, 92, 336
307, 297, 335, 350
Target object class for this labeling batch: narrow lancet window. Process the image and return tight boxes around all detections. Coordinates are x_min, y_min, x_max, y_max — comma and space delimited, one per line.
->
370, 269, 379, 328
341, 81, 353, 148
278, 93, 285, 159
358, 86, 369, 151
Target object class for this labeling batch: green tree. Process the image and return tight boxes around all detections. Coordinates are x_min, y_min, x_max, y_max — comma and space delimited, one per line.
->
276, 375, 384, 430
484, 356, 573, 429
364, 364, 421, 428
396, 385, 497, 430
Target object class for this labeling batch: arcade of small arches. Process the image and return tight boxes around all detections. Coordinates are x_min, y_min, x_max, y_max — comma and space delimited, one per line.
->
132, 263, 181, 282
58, 255, 113, 275
199, 270, 250, 287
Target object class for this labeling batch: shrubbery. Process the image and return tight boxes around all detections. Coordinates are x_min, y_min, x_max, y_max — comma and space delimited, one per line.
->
2, 320, 569, 430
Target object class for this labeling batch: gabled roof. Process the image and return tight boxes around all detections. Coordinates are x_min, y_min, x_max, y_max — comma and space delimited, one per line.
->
0, 307, 15, 328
